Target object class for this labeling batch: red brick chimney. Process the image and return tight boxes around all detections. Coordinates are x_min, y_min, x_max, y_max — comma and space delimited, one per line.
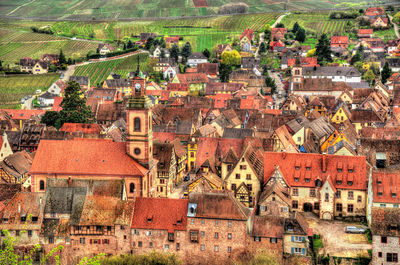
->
282, 150, 286, 159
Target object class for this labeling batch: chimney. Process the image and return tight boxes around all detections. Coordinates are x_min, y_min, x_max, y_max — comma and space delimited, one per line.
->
68, 177, 72, 187
282, 150, 286, 159
18, 203, 21, 214
322, 153, 327, 173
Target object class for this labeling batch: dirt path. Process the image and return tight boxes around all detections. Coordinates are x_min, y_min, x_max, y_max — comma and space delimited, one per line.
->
271, 12, 289, 28
6, 0, 36, 16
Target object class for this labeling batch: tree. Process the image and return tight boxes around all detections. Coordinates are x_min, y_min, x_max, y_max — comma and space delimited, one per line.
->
219, 63, 232, 82
315, 33, 332, 64
170, 44, 179, 62
265, 74, 277, 94
306, 48, 316, 57
292, 22, 300, 33
363, 69, 375, 84
221, 50, 241, 66
350, 52, 361, 65
160, 49, 166, 58
275, 23, 285, 28
145, 37, 154, 50
181, 42, 192, 60
264, 29, 271, 42
202, 48, 211, 59
41, 111, 61, 127
127, 40, 134, 49
259, 42, 266, 54
59, 49, 66, 65
58, 81, 93, 127
381, 61, 392, 84
295, 27, 306, 43
123, 42, 126, 50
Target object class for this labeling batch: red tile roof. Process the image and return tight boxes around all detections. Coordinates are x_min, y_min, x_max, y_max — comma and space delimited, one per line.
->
373, 171, 400, 204
0, 109, 46, 120
165, 37, 179, 43
212, 94, 232, 109
287, 57, 319, 68
131, 197, 188, 232
52, 96, 63, 111
30, 139, 147, 176
240, 28, 254, 40
59, 123, 102, 134
197, 63, 218, 76
167, 83, 189, 91
176, 73, 208, 84
331, 36, 348, 45
153, 132, 176, 143
264, 152, 367, 190
358, 29, 373, 35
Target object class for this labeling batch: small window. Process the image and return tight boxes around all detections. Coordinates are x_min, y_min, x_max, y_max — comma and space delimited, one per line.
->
176, 243, 180, 251
28, 230, 32, 237
246, 174, 251, 180
228, 221, 232, 227
215, 232, 219, 239
129, 183, 135, 193
16, 230, 20, 236
381, 236, 387, 243
138, 241, 142, 247
235, 174, 240, 179
134, 118, 141, 132
164, 244, 169, 250
270, 238, 277, 243
293, 188, 298, 196
348, 191, 354, 200
149, 242, 153, 248
201, 219, 205, 225
357, 196, 362, 203
201, 244, 205, 251
39, 180, 45, 191
80, 238, 85, 244
314, 203, 319, 210
292, 200, 298, 209
347, 204, 354, 213
228, 233, 232, 240
228, 246, 232, 253
134, 148, 141, 155
215, 220, 219, 226
214, 245, 219, 252
201, 231, 205, 238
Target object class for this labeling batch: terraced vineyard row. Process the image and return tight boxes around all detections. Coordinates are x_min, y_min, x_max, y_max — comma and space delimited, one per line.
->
0, 73, 59, 108
73, 52, 149, 86
281, 13, 350, 34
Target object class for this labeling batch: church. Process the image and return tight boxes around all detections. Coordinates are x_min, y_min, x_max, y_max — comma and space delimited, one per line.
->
30, 74, 157, 198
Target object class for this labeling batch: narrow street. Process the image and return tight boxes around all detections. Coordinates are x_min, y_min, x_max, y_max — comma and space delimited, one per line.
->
268, 70, 286, 109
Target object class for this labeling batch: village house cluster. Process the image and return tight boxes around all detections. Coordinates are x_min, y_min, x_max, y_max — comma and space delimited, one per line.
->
2, 5, 400, 265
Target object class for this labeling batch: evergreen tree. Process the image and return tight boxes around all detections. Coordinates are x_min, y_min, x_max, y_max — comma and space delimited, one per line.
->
160, 49, 166, 58
127, 40, 133, 49
275, 23, 285, 28
264, 29, 271, 42
315, 33, 332, 64
202, 48, 211, 59
41, 111, 61, 127
181, 42, 192, 60
381, 61, 392, 84
265, 75, 277, 94
145, 37, 154, 50
219, 63, 232, 82
295, 28, 306, 43
59, 81, 93, 126
59, 49, 66, 64
123, 42, 127, 50
259, 42, 267, 54
170, 44, 179, 63
292, 22, 300, 33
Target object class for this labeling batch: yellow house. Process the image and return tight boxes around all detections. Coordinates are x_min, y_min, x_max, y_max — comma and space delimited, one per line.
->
171, 73, 208, 96
339, 90, 353, 105
187, 140, 197, 172
331, 105, 351, 124
187, 173, 223, 194
272, 126, 299, 153
321, 125, 357, 154
224, 146, 264, 207
171, 138, 187, 184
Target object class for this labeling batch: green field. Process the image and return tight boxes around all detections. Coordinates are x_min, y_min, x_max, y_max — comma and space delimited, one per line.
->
0, 27, 100, 65
0, 0, 380, 20
0, 73, 59, 109
73, 52, 149, 86
281, 13, 352, 35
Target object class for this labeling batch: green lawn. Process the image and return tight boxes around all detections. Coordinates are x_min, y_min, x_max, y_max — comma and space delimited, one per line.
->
373, 28, 397, 41
0, 73, 59, 109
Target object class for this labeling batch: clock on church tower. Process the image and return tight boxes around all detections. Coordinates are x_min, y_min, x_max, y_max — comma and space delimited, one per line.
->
125, 76, 153, 169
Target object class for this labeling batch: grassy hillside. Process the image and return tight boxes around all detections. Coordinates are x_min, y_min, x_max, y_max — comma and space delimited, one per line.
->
0, 73, 59, 109
0, 0, 383, 19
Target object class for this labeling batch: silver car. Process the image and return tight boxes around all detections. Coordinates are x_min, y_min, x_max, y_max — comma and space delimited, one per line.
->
345, 226, 365, 234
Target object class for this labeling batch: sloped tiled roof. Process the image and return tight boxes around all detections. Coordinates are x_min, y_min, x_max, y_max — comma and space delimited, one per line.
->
251, 215, 284, 238
30, 139, 147, 176
264, 152, 367, 191
131, 197, 188, 232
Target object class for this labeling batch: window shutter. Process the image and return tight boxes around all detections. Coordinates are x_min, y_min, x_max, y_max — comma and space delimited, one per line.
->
302, 237, 305, 242
291, 236, 294, 242
90, 239, 92, 244
291, 247, 294, 254
302, 248, 305, 255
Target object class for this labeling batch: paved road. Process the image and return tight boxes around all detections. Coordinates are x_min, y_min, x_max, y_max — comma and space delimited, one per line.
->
268, 70, 286, 108
388, 14, 400, 38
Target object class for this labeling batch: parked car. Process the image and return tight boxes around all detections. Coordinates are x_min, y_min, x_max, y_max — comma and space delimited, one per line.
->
345, 226, 366, 234
35, 89, 42, 94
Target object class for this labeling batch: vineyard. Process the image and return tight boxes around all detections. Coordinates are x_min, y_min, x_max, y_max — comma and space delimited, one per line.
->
0, 73, 59, 109
281, 13, 350, 34
0, 29, 100, 64
73, 52, 149, 86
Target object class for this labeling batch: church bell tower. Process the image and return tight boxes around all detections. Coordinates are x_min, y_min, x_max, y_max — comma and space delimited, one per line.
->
126, 74, 153, 169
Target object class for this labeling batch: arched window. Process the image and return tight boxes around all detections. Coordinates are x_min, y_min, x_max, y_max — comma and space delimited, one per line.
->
130, 183, 135, 193
39, 180, 45, 191
134, 118, 141, 132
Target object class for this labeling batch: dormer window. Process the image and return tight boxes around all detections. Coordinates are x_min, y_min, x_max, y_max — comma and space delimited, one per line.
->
287, 224, 294, 232
392, 193, 396, 197
147, 217, 152, 223
305, 178, 310, 183
347, 181, 353, 186
338, 169, 342, 173
295, 166, 300, 170
294, 178, 299, 182
348, 169, 353, 173
306, 167, 310, 171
